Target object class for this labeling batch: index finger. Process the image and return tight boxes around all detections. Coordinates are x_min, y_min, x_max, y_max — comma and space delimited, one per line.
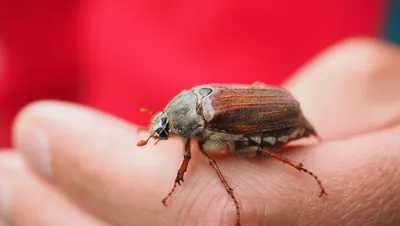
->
12, 101, 187, 226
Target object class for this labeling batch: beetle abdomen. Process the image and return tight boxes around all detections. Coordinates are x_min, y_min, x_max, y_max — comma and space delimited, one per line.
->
234, 125, 314, 157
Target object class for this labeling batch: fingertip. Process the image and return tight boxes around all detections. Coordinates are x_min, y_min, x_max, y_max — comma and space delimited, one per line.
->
12, 100, 81, 146
283, 37, 400, 141
285, 36, 400, 90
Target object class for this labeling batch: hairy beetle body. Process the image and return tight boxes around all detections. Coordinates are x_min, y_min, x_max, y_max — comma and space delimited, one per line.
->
155, 84, 316, 156
138, 82, 326, 226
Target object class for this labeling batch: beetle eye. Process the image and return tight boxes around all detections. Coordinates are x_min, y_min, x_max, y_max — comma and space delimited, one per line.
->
155, 127, 169, 139
161, 114, 168, 124
160, 113, 169, 130
159, 130, 169, 138
154, 113, 170, 139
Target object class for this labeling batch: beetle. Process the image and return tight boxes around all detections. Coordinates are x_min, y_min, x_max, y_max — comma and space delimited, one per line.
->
137, 82, 327, 226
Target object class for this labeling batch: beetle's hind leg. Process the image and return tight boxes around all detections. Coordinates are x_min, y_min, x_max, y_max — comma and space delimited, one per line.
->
161, 138, 192, 206
258, 148, 327, 197
198, 144, 241, 226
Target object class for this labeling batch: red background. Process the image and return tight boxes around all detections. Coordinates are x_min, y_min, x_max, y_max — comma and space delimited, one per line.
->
0, 0, 388, 146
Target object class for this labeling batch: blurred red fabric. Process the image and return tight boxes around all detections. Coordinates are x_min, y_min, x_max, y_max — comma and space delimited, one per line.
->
0, 0, 388, 146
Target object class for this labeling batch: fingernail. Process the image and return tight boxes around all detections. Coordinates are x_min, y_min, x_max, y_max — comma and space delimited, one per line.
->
0, 173, 10, 226
16, 126, 51, 177
0, 153, 25, 170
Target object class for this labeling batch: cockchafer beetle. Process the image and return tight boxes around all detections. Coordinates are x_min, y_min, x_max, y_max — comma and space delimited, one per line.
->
137, 82, 327, 226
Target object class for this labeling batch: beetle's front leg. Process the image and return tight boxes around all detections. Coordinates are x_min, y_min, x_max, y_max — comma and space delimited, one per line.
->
161, 138, 192, 206
175, 138, 192, 185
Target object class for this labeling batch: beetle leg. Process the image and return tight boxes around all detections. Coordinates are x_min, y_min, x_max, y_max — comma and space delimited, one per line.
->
258, 148, 327, 197
234, 145, 261, 157
161, 138, 192, 206
199, 144, 241, 226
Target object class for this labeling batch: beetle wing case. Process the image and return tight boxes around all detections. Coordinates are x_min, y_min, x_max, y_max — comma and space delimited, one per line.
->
194, 84, 304, 134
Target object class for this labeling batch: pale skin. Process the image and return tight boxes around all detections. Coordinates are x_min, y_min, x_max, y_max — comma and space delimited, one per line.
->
1, 37, 400, 226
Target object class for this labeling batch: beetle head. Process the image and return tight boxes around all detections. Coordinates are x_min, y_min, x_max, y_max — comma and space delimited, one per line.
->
137, 112, 170, 146
151, 112, 170, 140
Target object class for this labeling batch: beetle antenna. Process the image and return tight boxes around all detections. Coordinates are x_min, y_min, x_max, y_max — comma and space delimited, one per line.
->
137, 132, 155, 146
140, 108, 154, 116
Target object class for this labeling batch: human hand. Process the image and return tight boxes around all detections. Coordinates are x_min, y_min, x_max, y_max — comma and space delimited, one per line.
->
1, 37, 400, 226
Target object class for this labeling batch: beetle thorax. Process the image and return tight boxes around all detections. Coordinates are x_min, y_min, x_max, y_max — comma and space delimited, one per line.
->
164, 90, 205, 138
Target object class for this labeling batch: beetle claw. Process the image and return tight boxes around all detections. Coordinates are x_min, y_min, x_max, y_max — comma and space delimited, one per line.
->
161, 198, 168, 206
318, 190, 328, 197
176, 178, 184, 186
